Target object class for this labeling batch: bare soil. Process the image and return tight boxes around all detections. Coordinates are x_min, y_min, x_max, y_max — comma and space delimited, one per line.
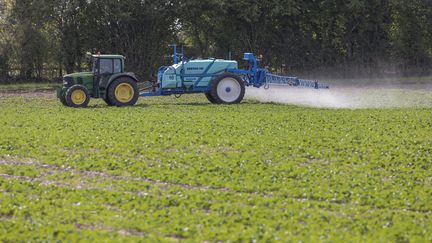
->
0, 90, 55, 98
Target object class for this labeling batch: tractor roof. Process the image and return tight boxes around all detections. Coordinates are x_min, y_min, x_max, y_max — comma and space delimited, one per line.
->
92, 54, 125, 59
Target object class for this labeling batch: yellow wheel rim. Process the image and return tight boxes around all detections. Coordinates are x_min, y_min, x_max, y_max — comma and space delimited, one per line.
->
115, 83, 134, 103
71, 89, 86, 105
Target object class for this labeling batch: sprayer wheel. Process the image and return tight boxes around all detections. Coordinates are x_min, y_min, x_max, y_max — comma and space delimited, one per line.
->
210, 73, 245, 104
205, 92, 219, 104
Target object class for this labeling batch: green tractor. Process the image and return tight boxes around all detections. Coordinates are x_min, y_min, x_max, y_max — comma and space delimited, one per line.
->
57, 54, 139, 108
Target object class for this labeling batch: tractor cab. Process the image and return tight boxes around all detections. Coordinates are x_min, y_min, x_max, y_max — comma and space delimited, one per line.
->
92, 55, 125, 75
57, 54, 139, 108
90, 55, 126, 97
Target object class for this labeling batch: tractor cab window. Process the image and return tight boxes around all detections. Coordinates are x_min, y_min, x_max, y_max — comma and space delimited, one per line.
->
114, 59, 122, 73
93, 58, 122, 75
100, 59, 113, 74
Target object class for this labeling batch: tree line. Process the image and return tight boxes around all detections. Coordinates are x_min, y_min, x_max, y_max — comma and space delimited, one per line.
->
1, 0, 432, 83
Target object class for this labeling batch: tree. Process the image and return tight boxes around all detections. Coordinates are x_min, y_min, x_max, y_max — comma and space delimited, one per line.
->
0, 0, 14, 78
81, 0, 176, 79
390, 0, 432, 71
1, 0, 432, 82
52, 0, 88, 74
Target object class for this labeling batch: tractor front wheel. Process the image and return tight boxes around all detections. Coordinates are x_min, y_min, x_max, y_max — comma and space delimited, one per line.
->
107, 77, 139, 107
210, 73, 245, 104
65, 85, 90, 108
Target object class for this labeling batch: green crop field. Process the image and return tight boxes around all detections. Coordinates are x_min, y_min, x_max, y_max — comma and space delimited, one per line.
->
0, 87, 431, 242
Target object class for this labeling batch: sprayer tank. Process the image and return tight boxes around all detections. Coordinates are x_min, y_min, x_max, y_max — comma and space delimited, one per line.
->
160, 59, 238, 89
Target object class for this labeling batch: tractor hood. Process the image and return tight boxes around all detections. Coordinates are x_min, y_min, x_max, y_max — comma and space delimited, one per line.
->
63, 72, 94, 88
64, 72, 94, 79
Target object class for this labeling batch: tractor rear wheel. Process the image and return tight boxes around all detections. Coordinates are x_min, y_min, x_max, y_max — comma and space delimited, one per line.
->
107, 77, 139, 107
210, 73, 245, 104
65, 85, 90, 108
205, 92, 218, 104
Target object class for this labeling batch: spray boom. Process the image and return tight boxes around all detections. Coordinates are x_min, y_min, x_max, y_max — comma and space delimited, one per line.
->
228, 53, 329, 89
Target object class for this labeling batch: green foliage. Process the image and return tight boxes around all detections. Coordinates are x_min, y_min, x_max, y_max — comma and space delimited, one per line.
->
390, 0, 432, 69
1, 0, 432, 81
0, 0, 13, 78
0, 91, 431, 241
